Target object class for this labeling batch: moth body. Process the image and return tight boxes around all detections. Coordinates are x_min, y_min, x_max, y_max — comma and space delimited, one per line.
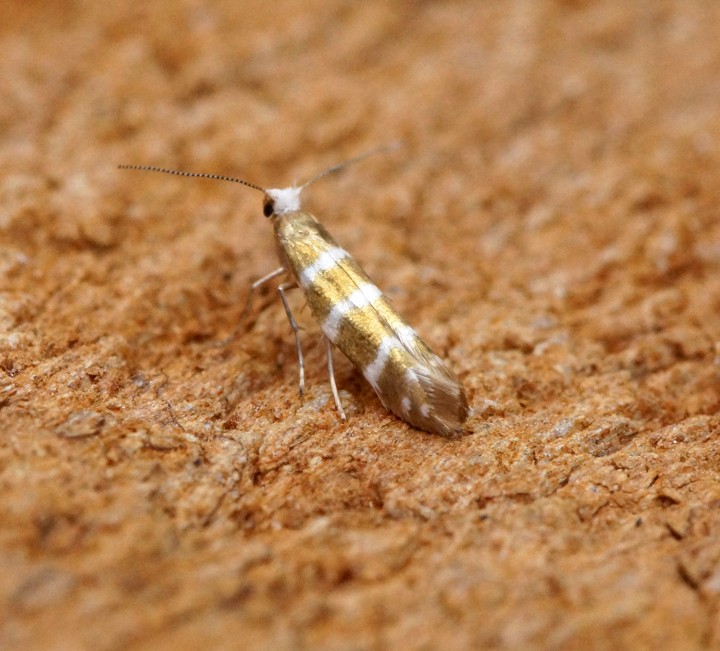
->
120, 150, 470, 436
269, 201, 469, 437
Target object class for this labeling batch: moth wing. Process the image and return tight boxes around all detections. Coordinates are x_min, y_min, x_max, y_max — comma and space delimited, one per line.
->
278, 214, 469, 435
331, 255, 469, 434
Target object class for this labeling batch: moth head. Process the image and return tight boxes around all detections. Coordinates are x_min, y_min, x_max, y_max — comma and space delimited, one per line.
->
263, 187, 302, 217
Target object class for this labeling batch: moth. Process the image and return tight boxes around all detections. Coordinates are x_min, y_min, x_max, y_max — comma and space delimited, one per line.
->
120, 149, 469, 436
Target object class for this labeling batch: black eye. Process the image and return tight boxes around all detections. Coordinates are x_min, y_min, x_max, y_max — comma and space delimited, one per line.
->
263, 201, 274, 217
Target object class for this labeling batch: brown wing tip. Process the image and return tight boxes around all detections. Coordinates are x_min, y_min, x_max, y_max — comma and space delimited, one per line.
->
411, 369, 471, 437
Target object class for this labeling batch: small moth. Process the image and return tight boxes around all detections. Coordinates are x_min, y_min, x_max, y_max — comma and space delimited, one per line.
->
120, 149, 469, 436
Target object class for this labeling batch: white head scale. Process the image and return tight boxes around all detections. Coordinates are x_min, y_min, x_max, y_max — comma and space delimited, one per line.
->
265, 187, 303, 215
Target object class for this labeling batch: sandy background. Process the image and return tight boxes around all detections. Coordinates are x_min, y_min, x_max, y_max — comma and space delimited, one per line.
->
2, 1, 720, 649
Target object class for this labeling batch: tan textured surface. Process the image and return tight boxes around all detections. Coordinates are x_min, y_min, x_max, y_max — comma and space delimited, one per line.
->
2, 2, 720, 649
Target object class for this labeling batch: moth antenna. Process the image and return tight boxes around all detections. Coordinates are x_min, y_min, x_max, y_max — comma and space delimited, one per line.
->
118, 165, 265, 193
300, 141, 403, 190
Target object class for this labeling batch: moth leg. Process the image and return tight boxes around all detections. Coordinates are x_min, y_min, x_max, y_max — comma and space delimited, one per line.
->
326, 337, 347, 421
277, 281, 305, 396
242, 266, 286, 318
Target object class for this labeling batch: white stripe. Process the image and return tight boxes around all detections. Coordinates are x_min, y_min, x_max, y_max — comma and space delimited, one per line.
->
323, 308, 344, 343
395, 324, 419, 350
350, 283, 383, 308
405, 368, 419, 386
401, 397, 411, 415
364, 336, 396, 388
322, 283, 383, 342
299, 247, 349, 287
404, 368, 429, 418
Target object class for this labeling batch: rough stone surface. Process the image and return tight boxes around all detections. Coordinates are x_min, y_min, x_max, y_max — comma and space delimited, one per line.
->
2, 2, 720, 649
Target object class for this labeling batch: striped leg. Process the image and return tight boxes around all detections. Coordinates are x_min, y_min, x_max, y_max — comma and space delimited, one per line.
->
277, 281, 305, 396
326, 338, 346, 421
